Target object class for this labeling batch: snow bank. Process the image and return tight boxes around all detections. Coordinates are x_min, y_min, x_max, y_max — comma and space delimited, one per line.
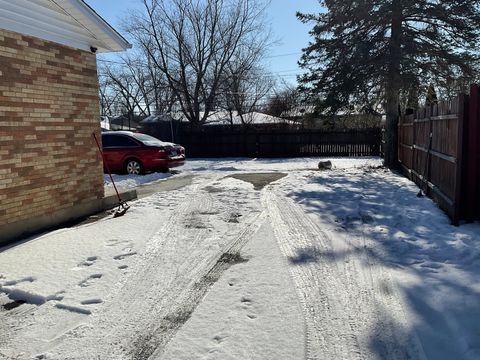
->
104, 172, 173, 190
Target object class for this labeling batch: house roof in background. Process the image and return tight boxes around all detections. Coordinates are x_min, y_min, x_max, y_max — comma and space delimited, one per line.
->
140, 114, 176, 124
204, 111, 296, 126
147, 111, 296, 125
280, 105, 315, 118
0, 0, 131, 52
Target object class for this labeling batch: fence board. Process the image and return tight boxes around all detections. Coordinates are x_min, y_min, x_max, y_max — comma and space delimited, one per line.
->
465, 85, 480, 220
398, 95, 468, 224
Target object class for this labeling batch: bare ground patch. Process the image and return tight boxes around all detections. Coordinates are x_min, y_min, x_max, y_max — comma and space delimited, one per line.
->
228, 172, 287, 190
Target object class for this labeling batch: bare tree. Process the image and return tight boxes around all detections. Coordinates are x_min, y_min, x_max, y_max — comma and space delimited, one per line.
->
121, 53, 178, 116
124, 0, 270, 125
220, 67, 274, 125
143, 54, 177, 115
98, 74, 119, 118
265, 83, 303, 118
98, 50, 178, 120
98, 62, 147, 128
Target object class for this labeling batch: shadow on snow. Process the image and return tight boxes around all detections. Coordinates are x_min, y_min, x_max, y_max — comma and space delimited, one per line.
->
286, 166, 480, 360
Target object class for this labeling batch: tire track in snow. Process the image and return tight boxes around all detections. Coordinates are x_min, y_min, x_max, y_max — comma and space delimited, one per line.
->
130, 182, 265, 360
48, 174, 264, 360
263, 189, 426, 360
147, 211, 266, 360
263, 190, 358, 359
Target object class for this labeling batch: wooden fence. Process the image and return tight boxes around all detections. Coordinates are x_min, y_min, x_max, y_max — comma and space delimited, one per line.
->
140, 121, 381, 158
178, 128, 381, 158
398, 85, 480, 224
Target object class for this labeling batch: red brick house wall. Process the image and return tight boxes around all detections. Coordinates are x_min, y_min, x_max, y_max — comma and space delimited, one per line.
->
0, 28, 104, 229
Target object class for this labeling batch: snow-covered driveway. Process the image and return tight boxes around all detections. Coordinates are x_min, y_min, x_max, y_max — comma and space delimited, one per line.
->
1, 158, 480, 360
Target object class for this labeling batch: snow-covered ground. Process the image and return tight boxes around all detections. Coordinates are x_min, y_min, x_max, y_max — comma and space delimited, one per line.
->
104, 172, 173, 190
105, 158, 380, 190
1, 158, 480, 359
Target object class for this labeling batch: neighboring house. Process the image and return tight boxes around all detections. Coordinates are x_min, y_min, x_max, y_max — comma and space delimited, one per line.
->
140, 113, 176, 125
0, 0, 131, 243
148, 111, 297, 126
204, 111, 297, 126
108, 115, 141, 131
280, 105, 316, 120
138, 111, 299, 143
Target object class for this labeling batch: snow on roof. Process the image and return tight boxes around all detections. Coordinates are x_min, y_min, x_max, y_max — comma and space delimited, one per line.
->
0, 0, 131, 52
140, 114, 175, 124
161, 111, 295, 125
138, 111, 299, 126
280, 105, 315, 118
205, 111, 295, 125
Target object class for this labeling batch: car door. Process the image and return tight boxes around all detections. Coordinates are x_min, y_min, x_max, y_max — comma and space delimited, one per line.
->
101, 134, 141, 173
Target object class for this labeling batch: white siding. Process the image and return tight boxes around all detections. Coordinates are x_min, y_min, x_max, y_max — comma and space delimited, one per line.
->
0, 0, 130, 52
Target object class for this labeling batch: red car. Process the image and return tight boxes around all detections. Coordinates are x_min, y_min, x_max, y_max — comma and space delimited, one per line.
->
101, 131, 185, 175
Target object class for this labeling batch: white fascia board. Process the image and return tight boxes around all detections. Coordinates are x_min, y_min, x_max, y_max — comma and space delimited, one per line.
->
60, 0, 132, 52
0, 0, 131, 53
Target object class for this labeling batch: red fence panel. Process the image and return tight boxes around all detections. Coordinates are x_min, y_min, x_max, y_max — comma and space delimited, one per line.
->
398, 95, 467, 224
398, 87, 480, 224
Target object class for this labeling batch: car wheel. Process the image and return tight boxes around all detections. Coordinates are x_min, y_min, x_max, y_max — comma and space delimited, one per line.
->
125, 159, 143, 175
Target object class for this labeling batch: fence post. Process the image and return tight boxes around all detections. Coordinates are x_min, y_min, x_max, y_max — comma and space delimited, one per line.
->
411, 113, 416, 179
466, 85, 480, 221
426, 104, 435, 193
453, 94, 467, 225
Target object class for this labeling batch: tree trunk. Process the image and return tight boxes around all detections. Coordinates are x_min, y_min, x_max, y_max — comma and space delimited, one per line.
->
384, 0, 402, 169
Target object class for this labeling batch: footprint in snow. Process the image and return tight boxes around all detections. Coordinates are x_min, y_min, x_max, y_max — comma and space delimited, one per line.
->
105, 239, 132, 248
0, 276, 36, 286
74, 256, 98, 269
240, 296, 252, 306
113, 252, 137, 261
240, 297, 257, 319
78, 274, 103, 287
80, 298, 103, 305
212, 335, 228, 344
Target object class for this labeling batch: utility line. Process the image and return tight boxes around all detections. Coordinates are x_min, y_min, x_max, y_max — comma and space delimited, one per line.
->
98, 59, 303, 78
265, 52, 302, 58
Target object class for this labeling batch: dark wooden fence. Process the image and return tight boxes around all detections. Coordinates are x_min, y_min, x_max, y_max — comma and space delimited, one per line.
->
398, 84, 480, 224
141, 121, 381, 158
180, 128, 381, 158
465, 85, 480, 222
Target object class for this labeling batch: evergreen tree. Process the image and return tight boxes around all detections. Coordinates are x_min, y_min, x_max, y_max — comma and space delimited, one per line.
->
426, 84, 438, 106
298, 1, 480, 168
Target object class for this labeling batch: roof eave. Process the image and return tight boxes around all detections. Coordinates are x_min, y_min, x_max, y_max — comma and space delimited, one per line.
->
73, 0, 131, 52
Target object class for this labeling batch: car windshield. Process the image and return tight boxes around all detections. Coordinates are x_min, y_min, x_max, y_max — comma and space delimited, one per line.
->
131, 133, 167, 146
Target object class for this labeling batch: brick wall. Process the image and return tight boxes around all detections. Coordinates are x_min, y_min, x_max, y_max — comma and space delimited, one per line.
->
0, 29, 104, 227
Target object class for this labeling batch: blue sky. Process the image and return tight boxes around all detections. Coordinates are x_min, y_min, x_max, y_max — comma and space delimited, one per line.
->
86, 0, 321, 85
